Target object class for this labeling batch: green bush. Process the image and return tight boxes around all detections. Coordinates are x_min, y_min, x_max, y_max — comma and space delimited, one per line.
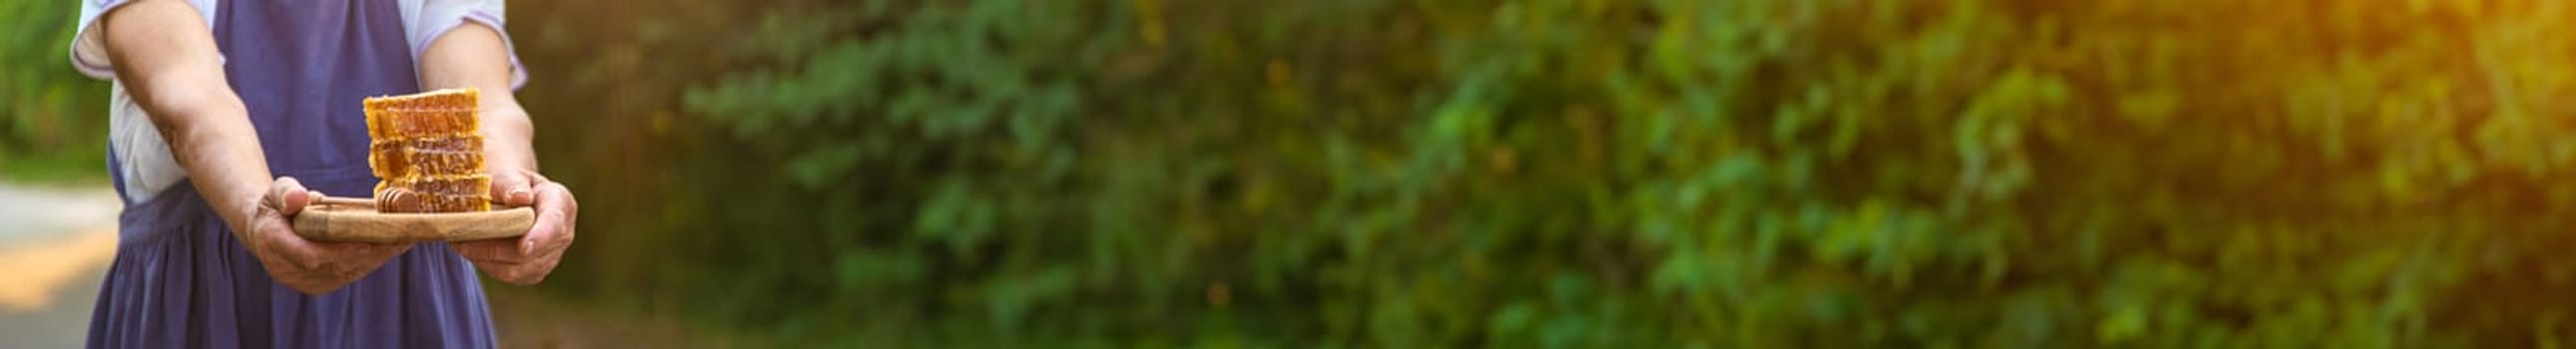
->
641, 0, 2576, 346
0, 0, 111, 181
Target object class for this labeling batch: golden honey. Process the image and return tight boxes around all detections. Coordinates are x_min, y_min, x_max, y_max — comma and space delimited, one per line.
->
362, 89, 490, 212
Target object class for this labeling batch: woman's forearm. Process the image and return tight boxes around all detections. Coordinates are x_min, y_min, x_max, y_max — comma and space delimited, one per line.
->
421, 21, 577, 283
103, 0, 273, 233
418, 23, 537, 173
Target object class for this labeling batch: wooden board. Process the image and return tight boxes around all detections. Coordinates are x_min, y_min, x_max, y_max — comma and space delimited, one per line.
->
291, 203, 533, 243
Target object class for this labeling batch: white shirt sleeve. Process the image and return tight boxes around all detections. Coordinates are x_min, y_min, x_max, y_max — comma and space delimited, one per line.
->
402, 0, 529, 89
71, 0, 222, 80
72, 0, 216, 202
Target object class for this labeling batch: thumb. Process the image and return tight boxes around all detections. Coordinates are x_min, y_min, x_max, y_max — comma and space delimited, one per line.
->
489, 170, 538, 206
269, 176, 313, 215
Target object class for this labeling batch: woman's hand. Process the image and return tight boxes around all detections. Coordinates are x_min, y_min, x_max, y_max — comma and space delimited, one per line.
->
239, 176, 413, 294
452, 169, 575, 284
419, 20, 570, 284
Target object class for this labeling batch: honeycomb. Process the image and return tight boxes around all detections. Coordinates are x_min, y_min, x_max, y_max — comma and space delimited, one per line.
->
367, 136, 484, 179
363, 89, 490, 212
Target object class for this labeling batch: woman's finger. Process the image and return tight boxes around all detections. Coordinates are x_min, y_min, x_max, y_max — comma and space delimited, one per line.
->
460, 246, 546, 284
257, 218, 326, 269
511, 258, 558, 284
258, 229, 310, 269
489, 170, 538, 206
523, 181, 576, 255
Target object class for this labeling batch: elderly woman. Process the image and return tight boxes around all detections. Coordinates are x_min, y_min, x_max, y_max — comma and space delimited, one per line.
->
70, 0, 576, 347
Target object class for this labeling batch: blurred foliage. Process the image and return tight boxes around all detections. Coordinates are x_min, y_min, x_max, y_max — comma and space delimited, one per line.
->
23, 0, 2576, 347
647, 0, 2576, 346
0, 0, 111, 181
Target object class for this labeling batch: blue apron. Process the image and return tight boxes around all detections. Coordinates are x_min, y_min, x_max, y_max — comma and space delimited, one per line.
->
88, 0, 497, 347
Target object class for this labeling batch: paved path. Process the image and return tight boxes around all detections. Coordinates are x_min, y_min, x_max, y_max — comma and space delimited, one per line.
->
0, 183, 122, 348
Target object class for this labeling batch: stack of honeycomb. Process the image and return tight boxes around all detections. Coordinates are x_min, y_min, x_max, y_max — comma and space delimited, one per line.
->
363, 88, 490, 212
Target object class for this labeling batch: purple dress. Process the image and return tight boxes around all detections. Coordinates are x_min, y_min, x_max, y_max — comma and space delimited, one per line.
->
88, 0, 498, 347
